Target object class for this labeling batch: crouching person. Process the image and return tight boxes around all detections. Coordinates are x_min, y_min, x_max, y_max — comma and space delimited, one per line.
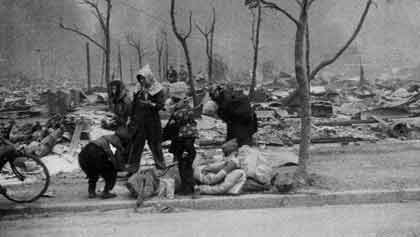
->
163, 97, 198, 195
78, 128, 130, 199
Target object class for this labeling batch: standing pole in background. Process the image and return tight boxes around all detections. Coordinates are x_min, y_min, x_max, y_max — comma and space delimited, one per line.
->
118, 43, 123, 82
86, 42, 92, 92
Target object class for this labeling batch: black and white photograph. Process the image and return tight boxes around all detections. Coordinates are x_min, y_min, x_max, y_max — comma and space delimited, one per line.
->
1, 0, 420, 236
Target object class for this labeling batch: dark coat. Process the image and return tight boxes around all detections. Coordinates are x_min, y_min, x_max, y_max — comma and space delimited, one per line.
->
214, 89, 258, 146
109, 81, 132, 125
130, 88, 165, 135
162, 103, 198, 154
167, 69, 178, 83
91, 134, 125, 170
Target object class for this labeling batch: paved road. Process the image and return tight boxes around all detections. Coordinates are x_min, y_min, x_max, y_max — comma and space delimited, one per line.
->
1, 202, 420, 237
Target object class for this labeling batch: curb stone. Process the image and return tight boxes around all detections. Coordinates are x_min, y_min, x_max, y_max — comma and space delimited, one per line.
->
1, 188, 420, 216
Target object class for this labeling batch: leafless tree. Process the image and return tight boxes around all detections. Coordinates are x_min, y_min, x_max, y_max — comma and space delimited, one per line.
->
196, 6, 216, 84
248, 1, 262, 100
126, 33, 148, 69
59, 0, 112, 94
170, 0, 198, 106
155, 31, 165, 81
163, 30, 169, 81
246, 0, 375, 184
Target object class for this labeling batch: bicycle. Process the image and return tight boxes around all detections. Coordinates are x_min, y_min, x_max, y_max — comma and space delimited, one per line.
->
0, 139, 50, 203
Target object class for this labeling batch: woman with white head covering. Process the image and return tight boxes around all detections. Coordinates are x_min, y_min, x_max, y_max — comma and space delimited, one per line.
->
126, 64, 166, 173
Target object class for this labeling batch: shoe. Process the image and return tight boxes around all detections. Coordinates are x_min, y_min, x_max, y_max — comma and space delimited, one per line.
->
125, 182, 138, 198
192, 186, 200, 199
101, 192, 117, 199
88, 192, 97, 199
0, 185, 7, 195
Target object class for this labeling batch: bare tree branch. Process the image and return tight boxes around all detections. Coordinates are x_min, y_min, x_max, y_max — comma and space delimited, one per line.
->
260, 0, 299, 26
295, 0, 303, 8
170, 0, 193, 41
59, 21, 106, 51
195, 23, 209, 37
83, 0, 106, 32
185, 11, 193, 39
170, 0, 198, 106
308, 0, 316, 7
310, 0, 373, 79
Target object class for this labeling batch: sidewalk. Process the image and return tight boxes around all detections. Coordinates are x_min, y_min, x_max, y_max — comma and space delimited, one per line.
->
1, 141, 420, 216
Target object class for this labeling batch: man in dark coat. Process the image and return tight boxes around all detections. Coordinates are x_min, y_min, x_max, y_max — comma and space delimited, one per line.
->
209, 85, 258, 147
109, 80, 131, 127
127, 64, 166, 173
178, 65, 188, 82
167, 65, 178, 83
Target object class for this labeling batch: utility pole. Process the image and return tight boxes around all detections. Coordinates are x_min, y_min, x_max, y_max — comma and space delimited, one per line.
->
118, 43, 123, 82
86, 42, 92, 92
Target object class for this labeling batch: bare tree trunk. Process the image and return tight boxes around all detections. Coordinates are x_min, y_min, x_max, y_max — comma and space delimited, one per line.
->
359, 56, 365, 87
209, 26, 214, 83
118, 43, 123, 81
164, 31, 169, 81
256, 0, 374, 184
294, 2, 310, 183
130, 58, 134, 84
137, 47, 142, 69
170, 0, 198, 106
127, 34, 146, 70
86, 42, 92, 92
105, 0, 111, 93
156, 39, 163, 81
249, 2, 262, 100
101, 51, 105, 87
196, 6, 216, 84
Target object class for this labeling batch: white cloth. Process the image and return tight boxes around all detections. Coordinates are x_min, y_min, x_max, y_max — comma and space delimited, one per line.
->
137, 64, 163, 96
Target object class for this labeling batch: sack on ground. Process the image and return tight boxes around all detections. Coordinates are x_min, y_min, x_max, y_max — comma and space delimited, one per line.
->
126, 169, 159, 199
237, 145, 273, 185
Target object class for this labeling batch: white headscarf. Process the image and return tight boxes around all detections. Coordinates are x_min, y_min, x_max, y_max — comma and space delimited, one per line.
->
137, 64, 163, 96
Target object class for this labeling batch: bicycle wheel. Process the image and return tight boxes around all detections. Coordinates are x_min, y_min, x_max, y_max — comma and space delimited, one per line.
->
1, 155, 50, 203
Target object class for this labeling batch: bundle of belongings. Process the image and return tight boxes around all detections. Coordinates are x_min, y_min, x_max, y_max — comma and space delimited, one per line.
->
125, 166, 181, 207
193, 139, 299, 195
122, 142, 299, 203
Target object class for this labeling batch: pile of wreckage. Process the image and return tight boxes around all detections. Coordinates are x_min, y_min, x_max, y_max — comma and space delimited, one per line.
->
2, 73, 420, 175
245, 73, 420, 146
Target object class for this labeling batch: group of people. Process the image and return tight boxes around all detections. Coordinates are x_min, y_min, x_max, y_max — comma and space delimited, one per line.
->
167, 65, 188, 83
78, 64, 258, 199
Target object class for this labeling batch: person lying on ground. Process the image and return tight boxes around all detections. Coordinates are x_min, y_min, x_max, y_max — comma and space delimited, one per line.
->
193, 145, 246, 196
78, 127, 130, 199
